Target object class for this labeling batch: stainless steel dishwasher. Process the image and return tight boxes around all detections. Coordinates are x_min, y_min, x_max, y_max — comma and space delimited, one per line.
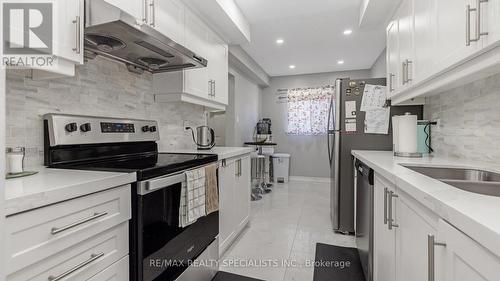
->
355, 160, 373, 281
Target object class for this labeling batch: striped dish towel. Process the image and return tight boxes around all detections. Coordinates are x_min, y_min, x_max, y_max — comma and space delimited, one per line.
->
179, 167, 207, 227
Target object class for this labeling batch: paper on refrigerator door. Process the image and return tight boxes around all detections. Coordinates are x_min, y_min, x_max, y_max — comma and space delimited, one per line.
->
360, 84, 387, 111
364, 107, 390, 134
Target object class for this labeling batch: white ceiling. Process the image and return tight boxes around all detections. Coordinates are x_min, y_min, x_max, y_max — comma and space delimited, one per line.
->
234, 0, 387, 77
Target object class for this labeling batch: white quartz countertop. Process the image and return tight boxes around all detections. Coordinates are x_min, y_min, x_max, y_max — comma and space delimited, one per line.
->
352, 150, 500, 257
164, 147, 255, 160
4, 166, 136, 216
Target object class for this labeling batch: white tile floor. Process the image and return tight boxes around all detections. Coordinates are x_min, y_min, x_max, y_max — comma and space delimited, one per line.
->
220, 180, 356, 281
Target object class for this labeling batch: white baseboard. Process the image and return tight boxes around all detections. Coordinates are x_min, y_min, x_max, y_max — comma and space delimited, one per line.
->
288, 176, 331, 183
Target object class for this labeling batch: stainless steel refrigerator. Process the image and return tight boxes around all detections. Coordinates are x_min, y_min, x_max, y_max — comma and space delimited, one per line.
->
327, 78, 423, 234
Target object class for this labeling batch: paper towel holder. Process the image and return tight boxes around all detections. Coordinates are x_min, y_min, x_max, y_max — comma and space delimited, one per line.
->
393, 112, 423, 158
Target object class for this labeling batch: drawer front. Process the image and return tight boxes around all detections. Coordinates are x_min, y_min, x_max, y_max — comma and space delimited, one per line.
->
6, 185, 131, 274
7, 222, 128, 281
88, 255, 129, 281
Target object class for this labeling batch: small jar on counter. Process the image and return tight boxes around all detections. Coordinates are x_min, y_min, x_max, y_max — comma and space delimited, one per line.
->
6, 147, 25, 174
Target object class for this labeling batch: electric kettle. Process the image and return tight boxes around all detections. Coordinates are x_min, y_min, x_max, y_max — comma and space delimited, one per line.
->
186, 126, 216, 150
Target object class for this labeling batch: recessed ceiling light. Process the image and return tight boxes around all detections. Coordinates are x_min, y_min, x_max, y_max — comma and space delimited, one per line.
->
337, 60, 345, 65
289, 65, 296, 69
276, 38, 285, 45
343, 29, 353, 35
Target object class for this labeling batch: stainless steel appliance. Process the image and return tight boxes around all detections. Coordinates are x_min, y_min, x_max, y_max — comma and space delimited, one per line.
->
327, 78, 423, 234
43, 114, 219, 281
186, 126, 216, 150
84, 0, 207, 74
355, 160, 374, 281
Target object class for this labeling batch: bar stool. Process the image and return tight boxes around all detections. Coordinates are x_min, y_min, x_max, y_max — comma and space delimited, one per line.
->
251, 155, 268, 201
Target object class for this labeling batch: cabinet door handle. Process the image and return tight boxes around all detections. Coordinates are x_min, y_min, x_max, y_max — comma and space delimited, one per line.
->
401, 61, 407, 85
383, 187, 388, 224
239, 159, 242, 176
389, 73, 395, 92
143, 0, 148, 23
48, 252, 104, 281
476, 0, 489, 40
213, 80, 216, 97
406, 60, 413, 82
388, 191, 398, 230
51, 212, 108, 235
427, 235, 446, 281
72, 16, 81, 54
149, 0, 155, 27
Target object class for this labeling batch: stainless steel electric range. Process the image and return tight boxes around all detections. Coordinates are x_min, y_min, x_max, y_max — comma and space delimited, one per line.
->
43, 114, 219, 281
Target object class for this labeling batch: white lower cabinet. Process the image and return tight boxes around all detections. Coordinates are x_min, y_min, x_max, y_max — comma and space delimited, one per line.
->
395, 193, 439, 281
373, 176, 396, 281
374, 173, 500, 281
218, 155, 251, 255
5, 185, 131, 281
437, 219, 500, 281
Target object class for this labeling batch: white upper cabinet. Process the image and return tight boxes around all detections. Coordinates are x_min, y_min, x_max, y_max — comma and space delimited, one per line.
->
387, 20, 400, 97
482, 0, 500, 48
387, 0, 500, 104
154, 0, 185, 44
154, 6, 229, 110
54, 0, 84, 64
208, 33, 229, 105
104, 0, 143, 21
433, 0, 481, 73
412, 0, 435, 82
397, 0, 414, 90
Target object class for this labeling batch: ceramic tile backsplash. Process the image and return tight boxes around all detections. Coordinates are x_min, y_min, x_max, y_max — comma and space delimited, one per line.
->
424, 73, 500, 163
6, 57, 206, 167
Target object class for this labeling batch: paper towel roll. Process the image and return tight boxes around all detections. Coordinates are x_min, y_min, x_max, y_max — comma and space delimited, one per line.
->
392, 116, 400, 152
398, 114, 418, 153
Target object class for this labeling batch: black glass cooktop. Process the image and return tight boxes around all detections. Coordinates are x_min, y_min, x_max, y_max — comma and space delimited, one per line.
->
53, 153, 218, 180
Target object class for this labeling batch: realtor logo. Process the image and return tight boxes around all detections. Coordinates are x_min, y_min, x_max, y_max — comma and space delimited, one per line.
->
3, 2, 53, 55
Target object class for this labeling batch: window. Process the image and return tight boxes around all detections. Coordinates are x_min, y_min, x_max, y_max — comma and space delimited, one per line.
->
286, 85, 334, 135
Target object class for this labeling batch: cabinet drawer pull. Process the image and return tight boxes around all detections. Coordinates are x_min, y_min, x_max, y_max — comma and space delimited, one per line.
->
383, 187, 388, 224
72, 16, 81, 54
48, 252, 104, 281
427, 234, 446, 281
143, 0, 148, 23
51, 212, 108, 235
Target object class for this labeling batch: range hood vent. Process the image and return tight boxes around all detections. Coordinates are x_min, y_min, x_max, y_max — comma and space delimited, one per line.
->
84, 0, 207, 74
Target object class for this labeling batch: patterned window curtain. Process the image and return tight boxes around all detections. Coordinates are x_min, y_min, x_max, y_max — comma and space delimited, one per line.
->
286, 85, 334, 135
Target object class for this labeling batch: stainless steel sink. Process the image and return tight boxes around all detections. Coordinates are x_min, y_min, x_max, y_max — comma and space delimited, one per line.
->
402, 165, 500, 197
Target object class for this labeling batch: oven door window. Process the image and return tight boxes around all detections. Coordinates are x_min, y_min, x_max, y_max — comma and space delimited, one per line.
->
138, 182, 218, 281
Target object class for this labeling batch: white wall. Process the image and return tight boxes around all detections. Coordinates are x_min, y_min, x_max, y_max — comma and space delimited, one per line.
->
261, 69, 371, 178
219, 67, 262, 147
370, 48, 386, 78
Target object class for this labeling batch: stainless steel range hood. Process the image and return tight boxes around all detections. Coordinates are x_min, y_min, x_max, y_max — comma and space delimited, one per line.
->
84, 0, 207, 74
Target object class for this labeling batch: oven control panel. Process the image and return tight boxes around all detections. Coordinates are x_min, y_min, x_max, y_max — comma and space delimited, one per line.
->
44, 114, 160, 146
101, 122, 136, 133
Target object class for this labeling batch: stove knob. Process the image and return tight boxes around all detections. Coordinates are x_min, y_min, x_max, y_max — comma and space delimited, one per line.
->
142, 125, 150, 132
149, 126, 157, 132
80, 123, 92, 132
65, 123, 78, 133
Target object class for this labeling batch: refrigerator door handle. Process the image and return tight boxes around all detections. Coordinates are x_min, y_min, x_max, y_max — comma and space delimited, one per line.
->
332, 79, 342, 231
327, 97, 334, 165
